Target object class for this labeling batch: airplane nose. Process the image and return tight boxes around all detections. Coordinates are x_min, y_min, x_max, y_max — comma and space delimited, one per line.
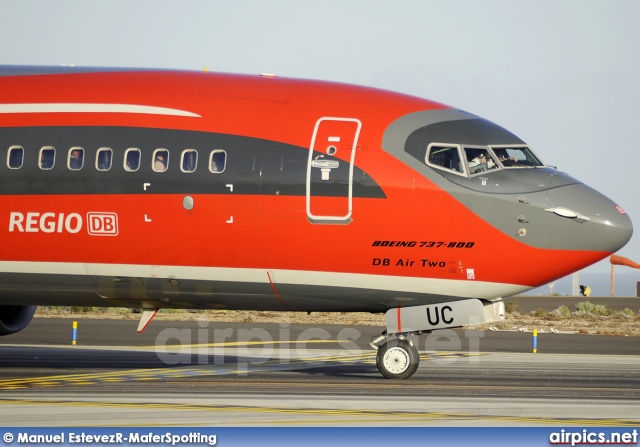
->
544, 180, 633, 253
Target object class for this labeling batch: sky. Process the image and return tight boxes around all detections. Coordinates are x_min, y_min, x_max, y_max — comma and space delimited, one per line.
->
1, 0, 639, 285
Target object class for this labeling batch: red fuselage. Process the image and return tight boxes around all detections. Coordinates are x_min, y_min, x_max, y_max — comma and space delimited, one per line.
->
0, 67, 632, 313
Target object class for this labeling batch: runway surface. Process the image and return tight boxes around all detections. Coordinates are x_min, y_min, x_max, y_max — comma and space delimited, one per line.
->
1, 318, 639, 426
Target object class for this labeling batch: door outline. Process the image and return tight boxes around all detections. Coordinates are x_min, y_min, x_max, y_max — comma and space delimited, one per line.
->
306, 117, 362, 223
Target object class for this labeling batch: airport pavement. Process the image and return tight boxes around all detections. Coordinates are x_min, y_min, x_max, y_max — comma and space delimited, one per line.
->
0, 317, 638, 426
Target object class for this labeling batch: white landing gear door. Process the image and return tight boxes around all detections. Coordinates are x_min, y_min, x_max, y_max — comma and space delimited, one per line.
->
306, 117, 361, 224
385, 299, 505, 333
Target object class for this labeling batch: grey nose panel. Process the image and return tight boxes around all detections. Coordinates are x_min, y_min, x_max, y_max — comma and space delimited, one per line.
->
544, 182, 633, 252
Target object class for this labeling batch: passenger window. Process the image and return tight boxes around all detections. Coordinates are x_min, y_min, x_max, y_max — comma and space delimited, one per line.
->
464, 147, 498, 175
7, 146, 24, 169
68, 147, 84, 170
96, 148, 113, 171
153, 149, 169, 172
39, 147, 55, 170
181, 149, 198, 173
426, 145, 463, 174
124, 148, 141, 172
209, 150, 226, 173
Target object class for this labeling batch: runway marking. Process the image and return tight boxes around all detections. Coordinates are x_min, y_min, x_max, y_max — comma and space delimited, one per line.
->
0, 351, 482, 390
0, 398, 637, 427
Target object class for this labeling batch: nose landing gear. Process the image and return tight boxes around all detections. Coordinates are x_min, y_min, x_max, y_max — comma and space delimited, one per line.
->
370, 299, 504, 379
375, 337, 419, 379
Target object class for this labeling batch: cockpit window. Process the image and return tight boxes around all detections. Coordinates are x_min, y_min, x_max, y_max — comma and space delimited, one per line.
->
491, 146, 544, 168
426, 145, 465, 175
424, 142, 544, 178
464, 147, 499, 175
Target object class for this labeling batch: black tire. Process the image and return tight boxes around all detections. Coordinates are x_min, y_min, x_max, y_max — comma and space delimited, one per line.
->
376, 339, 419, 379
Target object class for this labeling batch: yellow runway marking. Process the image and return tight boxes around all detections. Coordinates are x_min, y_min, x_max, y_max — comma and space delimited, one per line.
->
0, 350, 481, 390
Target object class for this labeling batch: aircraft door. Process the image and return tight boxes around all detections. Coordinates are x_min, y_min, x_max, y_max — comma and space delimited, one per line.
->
306, 117, 362, 223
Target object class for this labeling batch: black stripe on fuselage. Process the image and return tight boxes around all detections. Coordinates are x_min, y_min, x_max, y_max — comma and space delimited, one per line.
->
0, 126, 385, 198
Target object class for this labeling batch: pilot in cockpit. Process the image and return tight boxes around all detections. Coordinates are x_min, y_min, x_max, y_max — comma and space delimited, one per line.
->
466, 149, 483, 166
467, 148, 497, 173
494, 148, 518, 165
467, 150, 486, 167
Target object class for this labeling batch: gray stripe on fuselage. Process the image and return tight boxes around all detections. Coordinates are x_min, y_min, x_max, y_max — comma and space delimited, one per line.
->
381, 109, 553, 250
380, 109, 631, 253
382, 109, 479, 148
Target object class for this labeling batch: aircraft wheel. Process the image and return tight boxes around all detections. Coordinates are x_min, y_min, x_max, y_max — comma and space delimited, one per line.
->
376, 339, 419, 379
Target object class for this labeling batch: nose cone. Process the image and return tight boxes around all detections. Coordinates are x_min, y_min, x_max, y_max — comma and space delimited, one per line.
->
544, 181, 633, 253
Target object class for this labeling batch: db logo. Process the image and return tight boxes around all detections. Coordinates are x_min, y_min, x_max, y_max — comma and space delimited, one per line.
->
87, 212, 119, 236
